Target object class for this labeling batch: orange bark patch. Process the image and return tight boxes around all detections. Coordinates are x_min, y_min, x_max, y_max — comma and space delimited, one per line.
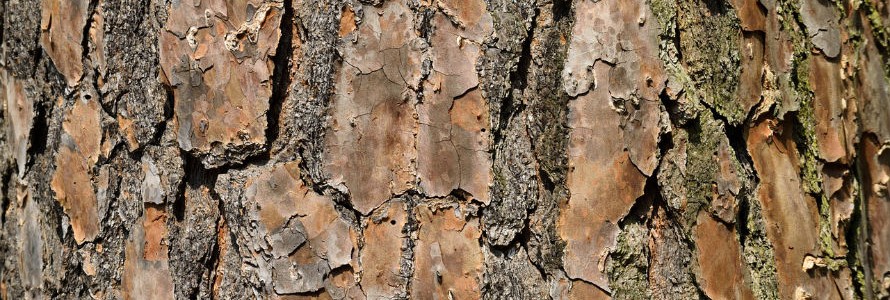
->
143, 204, 169, 261
338, 6, 356, 37
122, 214, 174, 300
160, 0, 283, 165
361, 201, 407, 298
810, 55, 853, 163
732, 0, 767, 31
62, 99, 102, 164
52, 99, 103, 244
116, 115, 139, 150
40, 0, 89, 86
53, 157, 100, 244
411, 204, 483, 299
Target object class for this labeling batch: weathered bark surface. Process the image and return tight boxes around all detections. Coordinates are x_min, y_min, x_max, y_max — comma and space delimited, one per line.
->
1, 0, 889, 298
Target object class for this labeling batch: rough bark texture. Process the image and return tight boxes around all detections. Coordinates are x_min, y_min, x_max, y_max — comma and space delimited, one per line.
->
1, 0, 889, 299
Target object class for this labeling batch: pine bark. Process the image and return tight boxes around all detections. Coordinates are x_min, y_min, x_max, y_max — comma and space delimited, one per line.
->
0, 0, 889, 299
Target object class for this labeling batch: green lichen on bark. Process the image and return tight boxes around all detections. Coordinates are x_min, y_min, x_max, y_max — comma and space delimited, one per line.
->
863, 0, 890, 53
789, 54, 823, 195
789, 59, 836, 258
781, 0, 841, 259
739, 195, 780, 300
684, 112, 733, 223
861, 0, 890, 81
649, 2, 781, 297
675, 0, 744, 125
649, 0, 703, 123
607, 216, 651, 299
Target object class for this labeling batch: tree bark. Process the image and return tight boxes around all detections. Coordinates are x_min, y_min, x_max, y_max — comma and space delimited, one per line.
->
1, 0, 889, 299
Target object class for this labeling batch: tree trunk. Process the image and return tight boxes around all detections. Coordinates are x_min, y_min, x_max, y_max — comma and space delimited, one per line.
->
1, 0, 889, 298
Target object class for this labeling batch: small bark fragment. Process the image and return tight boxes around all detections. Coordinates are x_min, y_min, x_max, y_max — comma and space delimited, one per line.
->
799, 0, 842, 58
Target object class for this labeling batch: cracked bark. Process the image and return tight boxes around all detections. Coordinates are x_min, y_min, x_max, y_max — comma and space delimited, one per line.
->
2, 0, 890, 299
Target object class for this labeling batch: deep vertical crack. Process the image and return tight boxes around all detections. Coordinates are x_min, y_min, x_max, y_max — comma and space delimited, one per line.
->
267, 0, 295, 156
854, 134, 877, 299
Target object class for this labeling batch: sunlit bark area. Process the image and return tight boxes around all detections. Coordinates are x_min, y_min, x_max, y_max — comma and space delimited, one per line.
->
1, 0, 889, 298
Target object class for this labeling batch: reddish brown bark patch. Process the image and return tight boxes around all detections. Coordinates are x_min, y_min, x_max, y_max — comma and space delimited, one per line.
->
810, 55, 854, 163
567, 280, 611, 300
736, 32, 765, 119
863, 136, 890, 295
560, 62, 648, 289
694, 211, 755, 299
746, 118, 842, 299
